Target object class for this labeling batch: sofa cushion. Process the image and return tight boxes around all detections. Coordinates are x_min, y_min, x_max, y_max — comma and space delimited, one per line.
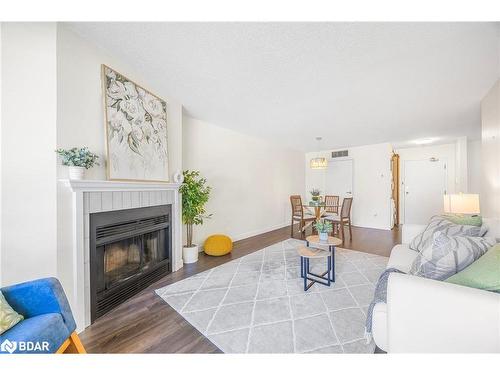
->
445, 244, 500, 292
409, 215, 487, 252
443, 214, 482, 227
0, 291, 23, 335
0, 313, 70, 353
386, 244, 418, 273
409, 232, 495, 280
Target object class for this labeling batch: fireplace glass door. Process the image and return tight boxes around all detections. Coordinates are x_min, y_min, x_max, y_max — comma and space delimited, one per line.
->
143, 230, 168, 271
104, 236, 142, 288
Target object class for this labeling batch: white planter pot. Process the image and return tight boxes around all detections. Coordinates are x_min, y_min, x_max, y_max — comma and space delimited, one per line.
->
68, 166, 86, 180
319, 232, 328, 242
183, 245, 199, 264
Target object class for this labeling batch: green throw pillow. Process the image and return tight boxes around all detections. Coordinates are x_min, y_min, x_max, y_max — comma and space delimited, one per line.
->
0, 291, 24, 334
442, 214, 482, 227
446, 244, 500, 292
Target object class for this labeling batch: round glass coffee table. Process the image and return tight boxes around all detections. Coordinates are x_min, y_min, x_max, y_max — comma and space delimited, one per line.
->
297, 235, 342, 291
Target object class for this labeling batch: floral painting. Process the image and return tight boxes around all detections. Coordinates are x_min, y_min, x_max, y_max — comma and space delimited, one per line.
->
102, 65, 169, 182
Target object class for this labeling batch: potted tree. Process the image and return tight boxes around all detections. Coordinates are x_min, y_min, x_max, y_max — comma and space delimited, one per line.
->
180, 170, 212, 264
313, 219, 333, 242
56, 147, 99, 180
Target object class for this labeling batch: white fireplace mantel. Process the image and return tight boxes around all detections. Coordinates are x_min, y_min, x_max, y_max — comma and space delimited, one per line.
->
58, 179, 182, 332
61, 179, 182, 192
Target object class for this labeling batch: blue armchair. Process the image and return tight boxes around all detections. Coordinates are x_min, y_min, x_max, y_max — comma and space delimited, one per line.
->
0, 278, 86, 354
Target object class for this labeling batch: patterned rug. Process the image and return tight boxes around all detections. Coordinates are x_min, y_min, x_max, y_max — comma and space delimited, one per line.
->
155, 238, 388, 353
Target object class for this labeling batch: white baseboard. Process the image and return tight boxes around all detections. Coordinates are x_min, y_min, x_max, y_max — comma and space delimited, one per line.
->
194, 223, 290, 253
352, 221, 392, 231
231, 222, 290, 242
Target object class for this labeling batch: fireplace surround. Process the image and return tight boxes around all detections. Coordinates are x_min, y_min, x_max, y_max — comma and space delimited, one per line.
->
60, 179, 182, 331
90, 205, 172, 321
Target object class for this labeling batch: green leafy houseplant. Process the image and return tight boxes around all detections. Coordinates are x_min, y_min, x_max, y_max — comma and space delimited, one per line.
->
55, 147, 99, 169
314, 219, 333, 241
180, 170, 212, 247
314, 219, 333, 234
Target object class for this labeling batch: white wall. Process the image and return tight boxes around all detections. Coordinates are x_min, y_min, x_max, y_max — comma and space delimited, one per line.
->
305, 143, 393, 230
56, 25, 183, 299
455, 136, 469, 193
468, 139, 482, 195
0, 23, 58, 285
183, 116, 305, 246
56, 25, 183, 181
480, 79, 500, 235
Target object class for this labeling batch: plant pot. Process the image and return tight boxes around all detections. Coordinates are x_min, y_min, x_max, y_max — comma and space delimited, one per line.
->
312, 196, 319, 202
68, 166, 86, 180
319, 232, 328, 242
183, 245, 199, 264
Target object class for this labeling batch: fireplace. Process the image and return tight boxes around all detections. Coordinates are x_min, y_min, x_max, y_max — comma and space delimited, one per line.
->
90, 205, 172, 322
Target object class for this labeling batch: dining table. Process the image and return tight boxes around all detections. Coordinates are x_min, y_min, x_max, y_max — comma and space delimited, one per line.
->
301, 201, 339, 231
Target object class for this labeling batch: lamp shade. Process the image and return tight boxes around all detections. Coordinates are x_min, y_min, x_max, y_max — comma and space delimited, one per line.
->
310, 157, 328, 169
443, 194, 480, 214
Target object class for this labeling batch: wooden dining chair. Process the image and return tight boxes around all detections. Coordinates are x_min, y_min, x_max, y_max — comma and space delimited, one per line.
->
323, 195, 339, 216
324, 197, 353, 245
290, 195, 315, 239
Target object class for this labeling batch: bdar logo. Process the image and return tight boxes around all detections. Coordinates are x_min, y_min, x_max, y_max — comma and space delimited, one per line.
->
0, 339, 17, 354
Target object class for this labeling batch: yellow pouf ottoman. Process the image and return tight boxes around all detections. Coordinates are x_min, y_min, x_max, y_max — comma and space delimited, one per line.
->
204, 234, 233, 256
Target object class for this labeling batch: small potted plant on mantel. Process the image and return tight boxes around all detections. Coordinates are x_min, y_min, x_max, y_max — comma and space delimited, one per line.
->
180, 170, 212, 264
55, 147, 99, 180
314, 219, 333, 242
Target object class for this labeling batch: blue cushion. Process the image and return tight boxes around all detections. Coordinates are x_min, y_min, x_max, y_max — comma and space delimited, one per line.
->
0, 313, 70, 354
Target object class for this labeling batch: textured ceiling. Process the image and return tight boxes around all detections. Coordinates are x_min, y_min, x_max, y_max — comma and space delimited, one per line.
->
67, 22, 500, 151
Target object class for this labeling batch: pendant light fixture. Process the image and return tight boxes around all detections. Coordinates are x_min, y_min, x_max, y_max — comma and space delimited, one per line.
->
310, 136, 328, 169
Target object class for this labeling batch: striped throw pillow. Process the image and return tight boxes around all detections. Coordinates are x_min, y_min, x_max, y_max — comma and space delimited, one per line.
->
409, 215, 487, 252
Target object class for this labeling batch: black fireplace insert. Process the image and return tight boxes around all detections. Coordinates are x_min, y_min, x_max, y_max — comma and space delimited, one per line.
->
90, 205, 172, 322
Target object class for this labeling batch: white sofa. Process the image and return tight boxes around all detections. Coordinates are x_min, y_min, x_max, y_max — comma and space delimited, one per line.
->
372, 223, 500, 353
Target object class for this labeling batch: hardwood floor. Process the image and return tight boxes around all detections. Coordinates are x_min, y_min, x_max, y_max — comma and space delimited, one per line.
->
340, 225, 401, 257
79, 225, 400, 353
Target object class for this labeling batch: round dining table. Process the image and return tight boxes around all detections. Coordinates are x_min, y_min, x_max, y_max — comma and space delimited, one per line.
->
300, 202, 339, 235
303, 202, 339, 222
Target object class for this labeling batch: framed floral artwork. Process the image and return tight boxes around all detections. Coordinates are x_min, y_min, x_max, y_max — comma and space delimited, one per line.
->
102, 64, 169, 182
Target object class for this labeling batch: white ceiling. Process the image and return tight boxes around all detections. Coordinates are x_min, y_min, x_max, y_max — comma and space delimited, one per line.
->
68, 22, 500, 151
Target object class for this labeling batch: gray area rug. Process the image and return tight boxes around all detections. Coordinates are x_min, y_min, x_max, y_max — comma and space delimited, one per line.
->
155, 239, 388, 353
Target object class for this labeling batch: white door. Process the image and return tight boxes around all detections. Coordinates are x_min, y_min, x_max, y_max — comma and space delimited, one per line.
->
325, 159, 353, 203
403, 159, 447, 224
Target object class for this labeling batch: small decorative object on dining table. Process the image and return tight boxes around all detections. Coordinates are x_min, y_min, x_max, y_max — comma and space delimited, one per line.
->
310, 188, 321, 202
55, 147, 100, 180
314, 219, 333, 241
